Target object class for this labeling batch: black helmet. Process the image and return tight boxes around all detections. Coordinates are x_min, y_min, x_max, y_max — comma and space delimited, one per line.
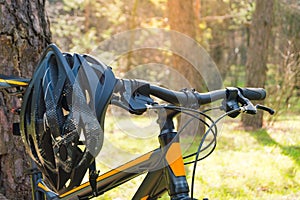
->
20, 44, 116, 193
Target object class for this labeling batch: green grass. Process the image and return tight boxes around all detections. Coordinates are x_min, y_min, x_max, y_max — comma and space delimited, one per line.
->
92, 113, 300, 200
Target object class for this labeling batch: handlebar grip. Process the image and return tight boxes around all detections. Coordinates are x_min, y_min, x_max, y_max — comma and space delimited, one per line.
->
238, 88, 266, 100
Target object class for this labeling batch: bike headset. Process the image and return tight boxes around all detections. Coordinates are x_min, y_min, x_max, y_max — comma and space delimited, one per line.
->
20, 44, 116, 193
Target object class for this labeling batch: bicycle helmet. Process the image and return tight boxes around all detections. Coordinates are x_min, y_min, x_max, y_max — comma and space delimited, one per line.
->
20, 44, 116, 193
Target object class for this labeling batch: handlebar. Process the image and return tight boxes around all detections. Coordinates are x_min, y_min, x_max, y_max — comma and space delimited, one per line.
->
149, 85, 226, 106
113, 79, 270, 116
149, 85, 266, 105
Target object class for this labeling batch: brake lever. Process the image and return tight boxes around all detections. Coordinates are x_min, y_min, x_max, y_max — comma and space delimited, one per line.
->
238, 94, 257, 115
256, 104, 275, 115
223, 87, 275, 117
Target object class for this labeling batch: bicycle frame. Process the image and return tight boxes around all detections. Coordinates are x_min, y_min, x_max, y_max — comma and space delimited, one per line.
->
36, 108, 191, 200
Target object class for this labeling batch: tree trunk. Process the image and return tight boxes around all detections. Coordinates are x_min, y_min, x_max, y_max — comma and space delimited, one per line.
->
242, 0, 274, 130
0, 0, 51, 199
167, 0, 206, 142
167, 0, 203, 91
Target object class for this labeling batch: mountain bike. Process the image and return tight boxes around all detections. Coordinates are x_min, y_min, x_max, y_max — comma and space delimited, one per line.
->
0, 44, 274, 200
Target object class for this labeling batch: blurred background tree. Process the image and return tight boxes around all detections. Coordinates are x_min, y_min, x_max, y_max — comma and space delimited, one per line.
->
241, 0, 274, 129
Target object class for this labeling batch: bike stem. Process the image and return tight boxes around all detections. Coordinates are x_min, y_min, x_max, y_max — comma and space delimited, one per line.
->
157, 108, 191, 200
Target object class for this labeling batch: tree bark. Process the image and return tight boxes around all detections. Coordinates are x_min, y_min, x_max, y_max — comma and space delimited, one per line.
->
0, 0, 51, 199
242, 0, 274, 130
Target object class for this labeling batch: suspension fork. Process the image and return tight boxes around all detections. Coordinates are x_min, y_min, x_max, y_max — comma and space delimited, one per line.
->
157, 109, 190, 200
